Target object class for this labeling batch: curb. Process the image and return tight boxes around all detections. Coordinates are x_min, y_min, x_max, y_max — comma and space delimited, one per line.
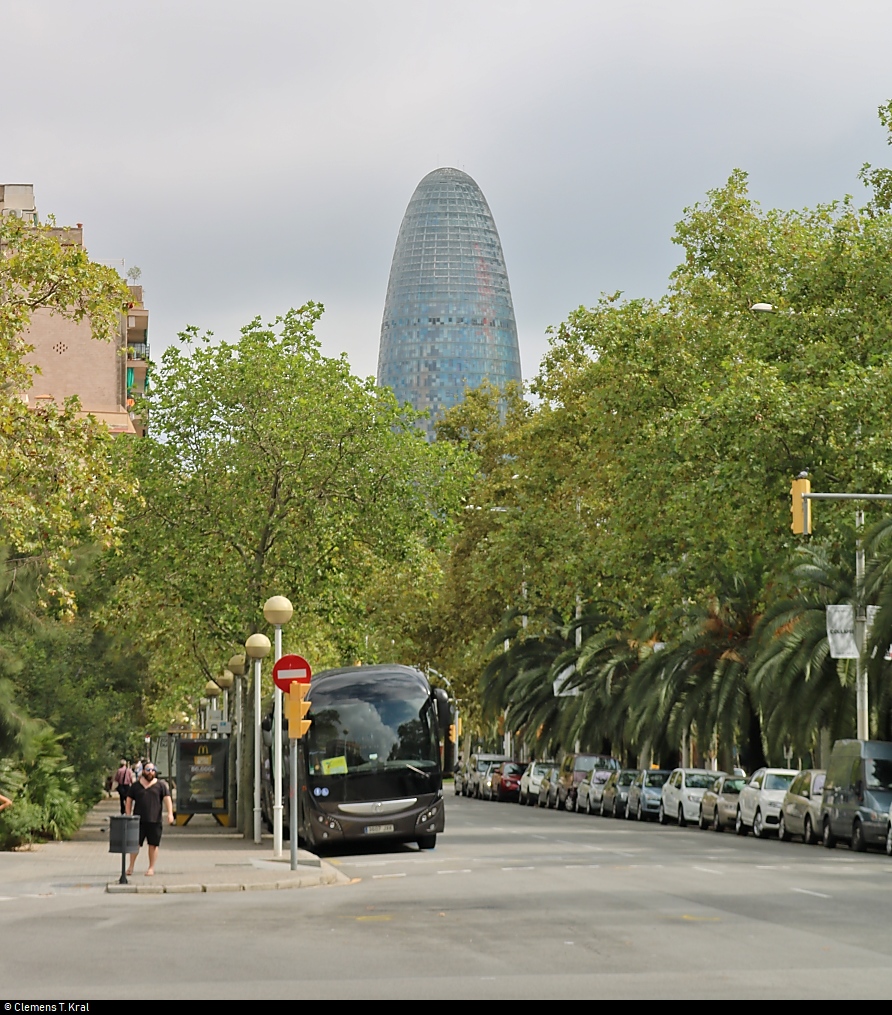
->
105, 871, 343, 894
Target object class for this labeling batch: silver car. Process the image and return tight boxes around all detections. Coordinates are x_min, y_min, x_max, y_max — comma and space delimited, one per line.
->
778, 769, 825, 844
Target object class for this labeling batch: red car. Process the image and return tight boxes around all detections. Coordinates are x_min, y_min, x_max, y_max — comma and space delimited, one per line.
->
488, 762, 527, 802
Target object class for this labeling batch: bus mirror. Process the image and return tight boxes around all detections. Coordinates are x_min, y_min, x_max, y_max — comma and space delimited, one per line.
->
434, 688, 450, 736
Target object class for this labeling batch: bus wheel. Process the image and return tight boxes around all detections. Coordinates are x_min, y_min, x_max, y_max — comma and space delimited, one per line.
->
417, 834, 437, 850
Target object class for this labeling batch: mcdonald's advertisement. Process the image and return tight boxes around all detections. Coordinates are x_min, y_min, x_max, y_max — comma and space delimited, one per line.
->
177, 739, 229, 814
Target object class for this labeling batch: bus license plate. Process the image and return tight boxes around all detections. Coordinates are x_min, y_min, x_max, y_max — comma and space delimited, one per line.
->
364, 824, 395, 835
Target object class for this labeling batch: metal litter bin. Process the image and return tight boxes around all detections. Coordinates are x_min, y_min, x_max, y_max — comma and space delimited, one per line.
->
109, 814, 140, 884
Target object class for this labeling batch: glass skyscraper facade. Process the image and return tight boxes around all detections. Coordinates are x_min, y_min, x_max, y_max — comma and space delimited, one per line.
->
377, 167, 522, 435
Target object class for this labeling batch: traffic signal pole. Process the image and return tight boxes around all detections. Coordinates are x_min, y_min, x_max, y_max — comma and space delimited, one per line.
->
792, 483, 892, 740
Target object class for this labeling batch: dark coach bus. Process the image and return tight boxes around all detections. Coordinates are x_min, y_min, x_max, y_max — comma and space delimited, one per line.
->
265, 664, 449, 851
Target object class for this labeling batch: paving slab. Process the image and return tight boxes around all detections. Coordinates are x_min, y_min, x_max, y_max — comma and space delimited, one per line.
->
0, 797, 349, 897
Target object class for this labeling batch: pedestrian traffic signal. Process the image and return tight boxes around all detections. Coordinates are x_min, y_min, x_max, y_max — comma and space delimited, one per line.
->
791, 475, 812, 534
285, 682, 312, 739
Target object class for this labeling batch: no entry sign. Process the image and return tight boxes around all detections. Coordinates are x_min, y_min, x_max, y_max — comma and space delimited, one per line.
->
272, 654, 312, 692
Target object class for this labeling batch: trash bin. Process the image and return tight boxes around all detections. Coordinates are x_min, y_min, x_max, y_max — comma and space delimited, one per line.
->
109, 814, 140, 884
109, 814, 141, 854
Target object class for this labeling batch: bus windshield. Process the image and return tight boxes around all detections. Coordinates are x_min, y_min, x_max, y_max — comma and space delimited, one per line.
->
306, 670, 439, 802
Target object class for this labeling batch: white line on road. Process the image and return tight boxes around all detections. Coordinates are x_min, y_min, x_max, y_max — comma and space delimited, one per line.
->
501, 866, 535, 871
692, 866, 722, 875
564, 864, 600, 869
372, 873, 407, 880
792, 887, 831, 899
437, 869, 472, 875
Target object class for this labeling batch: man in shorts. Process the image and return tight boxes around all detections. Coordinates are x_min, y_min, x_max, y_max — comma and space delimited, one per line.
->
125, 762, 174, 876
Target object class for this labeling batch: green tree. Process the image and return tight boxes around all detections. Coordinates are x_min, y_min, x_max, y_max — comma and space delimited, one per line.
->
0, 214, 134, 611
111, 306, 473, 706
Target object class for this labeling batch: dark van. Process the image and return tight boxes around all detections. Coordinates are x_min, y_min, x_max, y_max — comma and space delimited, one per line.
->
820, 739, 892, 851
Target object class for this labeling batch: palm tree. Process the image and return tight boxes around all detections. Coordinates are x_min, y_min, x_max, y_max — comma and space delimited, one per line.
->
749, 545, 855, 763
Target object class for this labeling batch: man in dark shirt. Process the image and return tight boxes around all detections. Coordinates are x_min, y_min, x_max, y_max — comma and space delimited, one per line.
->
125, 763, 174, 876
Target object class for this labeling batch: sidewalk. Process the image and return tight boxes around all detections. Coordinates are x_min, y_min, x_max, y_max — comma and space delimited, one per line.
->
0, 797, 350, 896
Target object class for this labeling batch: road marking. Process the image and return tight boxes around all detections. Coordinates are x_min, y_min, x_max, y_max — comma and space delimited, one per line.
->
355, 914, 392, 921
437, 869, 472, 875
692, 866, 722, 875
564, 864, 600, 869
681, 914, 720, 922
501, 866, 535, 871
792, 887, 831, 899
372, 873, 406, 879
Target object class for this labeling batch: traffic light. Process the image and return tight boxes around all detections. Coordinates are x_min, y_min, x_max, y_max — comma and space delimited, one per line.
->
791, 475, 812, 534
448, 724, 456, 742
285, 682, 312, 739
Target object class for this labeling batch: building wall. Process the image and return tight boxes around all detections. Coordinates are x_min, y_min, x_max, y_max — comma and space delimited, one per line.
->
24, 308, 126, 414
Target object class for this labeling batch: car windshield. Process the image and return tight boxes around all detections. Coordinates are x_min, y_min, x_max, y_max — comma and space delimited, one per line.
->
618, 771, 636, 786
811, 773, 826, 795
684, 774, 716, 789
531, 763, 552, 777
865, 759, 892, 791
644, 772, 668, 788
765, 774, 795, 791
503, 763, 525, 776
723, 778, 745, 794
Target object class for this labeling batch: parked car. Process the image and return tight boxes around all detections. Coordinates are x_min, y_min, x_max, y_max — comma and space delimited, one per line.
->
626, 769, 671, 821
778, 769, 825, 843
736, 768, 798, 838
600, 769, 638, 818
519, 761, 554, 806
537, 766, 560, 808
820, 739, 892, 851
465, 753, 509, 798
699, 774, 746, 831
489, 762, 526, 802
556, 754, 618, 812
660, 769, 726, 826
576, 769, 613, 814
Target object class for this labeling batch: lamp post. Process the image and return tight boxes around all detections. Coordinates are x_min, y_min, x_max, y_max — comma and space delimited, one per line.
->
263, 595, 293, 858
228, 654, 246, 833
245, 632, 271, 844
204, 679, 221, 737
216, 668, 234, 724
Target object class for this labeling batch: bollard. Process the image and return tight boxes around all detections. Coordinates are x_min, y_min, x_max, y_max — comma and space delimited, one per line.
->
109, 815, 141, 884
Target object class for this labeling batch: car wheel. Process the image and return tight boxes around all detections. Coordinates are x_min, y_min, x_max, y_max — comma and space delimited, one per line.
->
417, 834, 437, 850
851, 819, 866, 853
585, 794, 593, 815
713, 807, 723, 833
822, 817, 837, 849
886, 823, 892, 856
735, 808, 747, 836
698, 806, 707, 830
658, 801, 668, 826
637, 800, 644, 821
778, 813, 790, 842
677, 805, 686, 828
518, 790, 525, 806
752, 809, 764, 839
803, 815, 816, 845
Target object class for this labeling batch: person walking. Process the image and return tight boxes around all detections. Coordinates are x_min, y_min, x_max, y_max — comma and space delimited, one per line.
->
125, 763, 174, 877
113, 759, 134, 814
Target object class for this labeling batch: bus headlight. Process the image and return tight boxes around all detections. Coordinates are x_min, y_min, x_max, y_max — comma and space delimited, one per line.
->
316, 814, 342, 832
416, 803, 440, 826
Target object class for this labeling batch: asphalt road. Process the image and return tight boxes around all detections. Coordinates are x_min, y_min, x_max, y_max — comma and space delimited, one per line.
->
5, 793, 892, 999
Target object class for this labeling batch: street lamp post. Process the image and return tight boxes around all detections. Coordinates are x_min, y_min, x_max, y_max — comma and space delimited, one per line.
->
245, 632, 271, 844
228, 654, 246, 833
263, 595, 293, 858
204, 679, 221, 737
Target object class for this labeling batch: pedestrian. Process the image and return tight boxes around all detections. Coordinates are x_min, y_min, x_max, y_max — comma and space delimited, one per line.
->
112, 759, 134, 815
125, 762, 174, 877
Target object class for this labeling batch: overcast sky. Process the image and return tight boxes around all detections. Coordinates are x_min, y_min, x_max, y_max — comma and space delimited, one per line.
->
5, 1, 892, 381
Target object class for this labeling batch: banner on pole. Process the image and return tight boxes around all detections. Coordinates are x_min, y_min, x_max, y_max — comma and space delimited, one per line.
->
826, 605, 858, 659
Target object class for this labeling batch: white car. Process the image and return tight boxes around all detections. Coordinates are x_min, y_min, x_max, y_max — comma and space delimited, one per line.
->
736, 768, 798, 838
659, 769, 726, 826
519, 761, 554, 806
